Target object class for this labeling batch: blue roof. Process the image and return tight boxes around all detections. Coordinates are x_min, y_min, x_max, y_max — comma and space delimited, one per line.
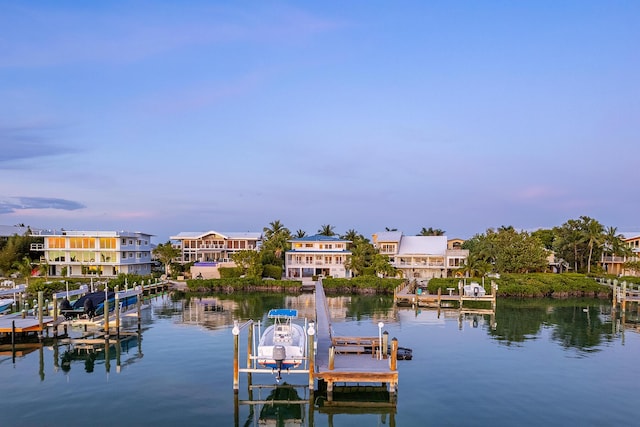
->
268, 309, 298, 318
289, 234, 350, 242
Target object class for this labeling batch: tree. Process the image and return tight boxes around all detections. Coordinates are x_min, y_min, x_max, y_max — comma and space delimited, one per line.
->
418, 227, 445, 236
12, 256, 34, 285
262, 219, 291, 266
294, 229, 307, 238
457, 253, 492, 278
582, 216, 604, 274
341, 228, 361, 242
384, 227, 397, 232
231, 250, 263, 278
463, 227, 547, 274
153, 241, 181, 277
317, 224, 336, 236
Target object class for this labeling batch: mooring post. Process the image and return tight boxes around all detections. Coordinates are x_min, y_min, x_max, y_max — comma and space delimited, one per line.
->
391, 337, 398, 384
104, 287, 110, 336
11, 320, 16, 354
308, 322, 315, 390
136, 286, 142, 333
437, 286, 442, 307
114, 286, 120, 339
329, 346, 335, 370
232, 321, 240, 391
383, 331, 389, 359
622, 282, 627, 312
246, 320, 253, 385
38, 291, 44, 340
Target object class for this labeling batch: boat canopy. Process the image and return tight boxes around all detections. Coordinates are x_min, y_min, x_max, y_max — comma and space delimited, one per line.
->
267, 309, 298, 319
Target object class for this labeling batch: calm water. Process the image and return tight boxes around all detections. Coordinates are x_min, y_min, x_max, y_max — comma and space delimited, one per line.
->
1, 293, 638, 427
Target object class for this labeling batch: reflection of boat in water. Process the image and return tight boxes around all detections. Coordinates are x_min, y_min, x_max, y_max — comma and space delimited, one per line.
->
257, 309, 306, 381
259, 384, 304, 426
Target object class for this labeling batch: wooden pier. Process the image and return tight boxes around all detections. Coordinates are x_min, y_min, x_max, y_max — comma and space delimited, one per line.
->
394, 280, 497, 309
313, 281, 399, 401
232, 280, 401, 402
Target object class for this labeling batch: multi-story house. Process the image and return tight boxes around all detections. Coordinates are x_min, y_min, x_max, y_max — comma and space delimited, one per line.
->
372, 231, 469, 280
31, 230, 153, 277
600, 233, 640, 276
285, 235, 352, 279
170, 231, 262, 264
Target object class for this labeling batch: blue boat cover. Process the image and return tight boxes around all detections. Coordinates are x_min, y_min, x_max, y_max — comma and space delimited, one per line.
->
267, 309, 298, 318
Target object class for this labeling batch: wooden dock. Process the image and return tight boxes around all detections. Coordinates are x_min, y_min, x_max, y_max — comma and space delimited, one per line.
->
313, 281, 399, 399
394, 281, 497, 309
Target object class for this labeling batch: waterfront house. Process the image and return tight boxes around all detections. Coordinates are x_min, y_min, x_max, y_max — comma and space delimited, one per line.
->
30, 229, 153, 277
285, 235, 352, 279
372, 231, 469, 280
170, 231, 262, 279
599, 233, 640, 276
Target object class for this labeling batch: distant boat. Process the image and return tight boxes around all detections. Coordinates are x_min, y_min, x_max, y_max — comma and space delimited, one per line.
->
463, 282, 486, 297
61, 291, 138, 319
0, 298, 14, 314
257, 309, 306, 381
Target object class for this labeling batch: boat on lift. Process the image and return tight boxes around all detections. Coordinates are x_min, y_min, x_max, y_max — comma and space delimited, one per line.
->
257, 309, 306, 381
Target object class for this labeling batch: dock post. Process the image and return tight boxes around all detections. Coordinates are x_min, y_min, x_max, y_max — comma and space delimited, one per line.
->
38, 291, 44, 340
246, 320, 253, 385
11, 320, 15, 356
308, 322, 315, 390
232, 321, 240, 391
622, 282, 627, 312
104, 287, 110, 336
437, 287, 442, 307
390, 338, 398, 394
329, 346, 335, 370
136, 286, 142, 333
382, 331, 389, 359
115, 286, 120, 339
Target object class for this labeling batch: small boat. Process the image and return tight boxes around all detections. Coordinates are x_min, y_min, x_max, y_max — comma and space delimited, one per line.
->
61, 291, 138, 319
0, 298, 15, 314
257, 309, 306, 381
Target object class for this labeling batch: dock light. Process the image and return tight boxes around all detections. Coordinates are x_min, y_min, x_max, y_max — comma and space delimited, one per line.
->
378, 322, 384, 360
307, 322, 315, 336
232, 320, 240, 336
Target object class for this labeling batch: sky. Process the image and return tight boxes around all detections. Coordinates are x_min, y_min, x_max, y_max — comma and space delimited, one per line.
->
1, 0, 639, 243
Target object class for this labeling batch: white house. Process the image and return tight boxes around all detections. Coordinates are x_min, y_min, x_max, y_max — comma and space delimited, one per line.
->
170, 230, 262, 279
372, 231, 468, 280
31, 229, 153, 277
285, 235, 352, 279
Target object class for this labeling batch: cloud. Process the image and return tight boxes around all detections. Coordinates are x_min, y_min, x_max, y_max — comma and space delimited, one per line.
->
0, 197, 85, 214
0, 3, 344, 68
0, 125, 76, 164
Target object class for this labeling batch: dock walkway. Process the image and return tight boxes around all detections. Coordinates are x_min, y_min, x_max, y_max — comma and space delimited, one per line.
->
314, 281, 398, 396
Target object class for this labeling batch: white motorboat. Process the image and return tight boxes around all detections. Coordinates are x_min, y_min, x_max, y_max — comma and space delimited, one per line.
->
257, 309, 306, 380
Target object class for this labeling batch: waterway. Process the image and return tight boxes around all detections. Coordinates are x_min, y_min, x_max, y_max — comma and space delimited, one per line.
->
0, 292, 638, 426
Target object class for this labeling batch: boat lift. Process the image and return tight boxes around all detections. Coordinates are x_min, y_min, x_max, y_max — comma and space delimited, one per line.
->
232, 318, 316, 392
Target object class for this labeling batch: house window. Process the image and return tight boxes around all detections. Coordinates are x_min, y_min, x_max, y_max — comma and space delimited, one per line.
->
305, 256, 313, 264
48, 237, 65, 249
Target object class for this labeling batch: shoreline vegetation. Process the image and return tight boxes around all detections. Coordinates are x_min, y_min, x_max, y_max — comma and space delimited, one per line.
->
13, 272, 638, 300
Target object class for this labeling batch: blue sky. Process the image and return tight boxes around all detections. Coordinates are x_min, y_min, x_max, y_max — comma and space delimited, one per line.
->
1, 1, 639, 243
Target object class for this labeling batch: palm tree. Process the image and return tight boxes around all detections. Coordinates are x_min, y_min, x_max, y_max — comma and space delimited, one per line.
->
341, 229, 360, 242
153, 241, 181, 277
12, 256, 34, 286
385, 227, 398, 232
418, 227, 445, 236
317, 224, 336, 236
583, 216, 604, 274
295, 229, 307, 238
262, 220, 292, 264
263, 220, 289, 240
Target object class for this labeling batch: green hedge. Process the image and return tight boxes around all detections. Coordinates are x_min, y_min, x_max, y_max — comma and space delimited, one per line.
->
262, 264, 282, 279
322, 276, 402, 293
186, 278, 301, 292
